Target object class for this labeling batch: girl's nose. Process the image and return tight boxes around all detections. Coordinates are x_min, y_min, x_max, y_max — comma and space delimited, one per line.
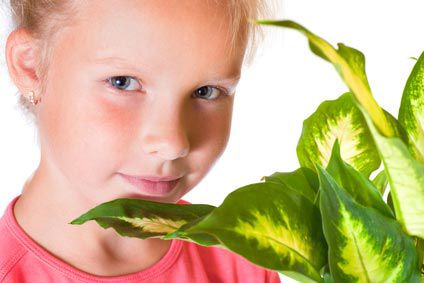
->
140, 102, 190, 161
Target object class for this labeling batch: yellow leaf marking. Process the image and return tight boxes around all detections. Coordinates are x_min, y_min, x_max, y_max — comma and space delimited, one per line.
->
117, 216, 187, 233
233, 208, 315, 269
338, 205, 403, 282
316, 113, 362, 167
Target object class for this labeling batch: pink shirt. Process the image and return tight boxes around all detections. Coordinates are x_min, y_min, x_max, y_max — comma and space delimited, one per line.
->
0, 195, 282, 283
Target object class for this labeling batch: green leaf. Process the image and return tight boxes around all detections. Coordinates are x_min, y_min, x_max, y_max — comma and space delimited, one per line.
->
357, 102, 424, 239
326, 139, 394, 218
169, 182, 327, 282
297, 92, 380, 177
371, 170, 389, 195
255, 19, 394, 137
69, 198, 217, 244
416, 237, 424, 274
317, 165, 421, 282
261, 167, 319, 203
387, 191, 396, 218
398, 51, 424, 162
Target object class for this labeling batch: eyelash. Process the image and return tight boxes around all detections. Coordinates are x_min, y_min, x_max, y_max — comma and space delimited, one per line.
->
104, 76, 229, 100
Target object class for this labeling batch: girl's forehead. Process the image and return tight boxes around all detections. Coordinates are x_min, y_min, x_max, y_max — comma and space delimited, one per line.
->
69, 0, 236, 56
54, 0, 244, 84
76, 0, 231, 31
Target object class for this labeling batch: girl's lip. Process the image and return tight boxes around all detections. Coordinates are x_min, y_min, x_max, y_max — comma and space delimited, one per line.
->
118, 173, 182, 182
119, 173, 181, 196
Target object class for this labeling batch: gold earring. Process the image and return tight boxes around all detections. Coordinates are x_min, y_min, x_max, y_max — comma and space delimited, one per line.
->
27, 90, 41, 105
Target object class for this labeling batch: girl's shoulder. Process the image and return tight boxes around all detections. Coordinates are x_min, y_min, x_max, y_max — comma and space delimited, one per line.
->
176, 198, 191, 204
0, 195, 30, 282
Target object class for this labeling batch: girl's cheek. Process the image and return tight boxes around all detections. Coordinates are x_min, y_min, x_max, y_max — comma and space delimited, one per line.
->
190, 103, 233, 154
87, 85, 141, 129
92, 102, 140, 140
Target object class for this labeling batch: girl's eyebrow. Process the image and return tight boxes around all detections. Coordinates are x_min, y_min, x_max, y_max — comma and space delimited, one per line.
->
203, 75, 241, 87
91, 56, 151, 72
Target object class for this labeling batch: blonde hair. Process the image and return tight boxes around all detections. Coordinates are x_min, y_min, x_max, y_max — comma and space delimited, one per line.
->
7, 0, 278, 124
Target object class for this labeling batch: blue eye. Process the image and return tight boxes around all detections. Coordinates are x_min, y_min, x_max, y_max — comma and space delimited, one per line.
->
105, 76, 228, 100
107, 76, 141, 91
194, 86, 227, 100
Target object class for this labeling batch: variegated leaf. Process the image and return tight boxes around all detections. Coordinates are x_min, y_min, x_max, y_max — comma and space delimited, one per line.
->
69, 198, 218, 245
297, 92, 380, 177
260, 167, 319, 203
317, 165, 421, 282
326, 139, 394, 218
357, 102, 424, 239
255, 20, 394, 137
167, 182, 327, 282
398, 51, 424, 162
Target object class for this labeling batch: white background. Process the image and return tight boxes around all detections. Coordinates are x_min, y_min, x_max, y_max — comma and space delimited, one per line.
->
1, 1, 424, 282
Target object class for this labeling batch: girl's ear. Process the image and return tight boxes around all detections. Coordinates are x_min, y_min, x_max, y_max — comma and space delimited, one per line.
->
5, 28, 41, 96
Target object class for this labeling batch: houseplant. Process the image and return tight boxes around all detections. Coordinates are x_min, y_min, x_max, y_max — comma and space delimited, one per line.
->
70, 20, 424, 282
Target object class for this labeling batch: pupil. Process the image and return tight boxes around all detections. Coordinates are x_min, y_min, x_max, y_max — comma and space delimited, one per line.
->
197, 87, 209, 97
114, 76, 128, 88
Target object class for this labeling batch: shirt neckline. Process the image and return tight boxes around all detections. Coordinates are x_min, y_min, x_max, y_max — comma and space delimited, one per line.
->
4, 194, 185, 282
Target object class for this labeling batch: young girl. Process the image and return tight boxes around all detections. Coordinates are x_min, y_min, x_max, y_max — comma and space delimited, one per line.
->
0, 0, 281, 282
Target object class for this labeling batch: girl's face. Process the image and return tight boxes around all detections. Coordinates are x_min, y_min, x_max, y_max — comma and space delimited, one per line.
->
35, 0, 246, 204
